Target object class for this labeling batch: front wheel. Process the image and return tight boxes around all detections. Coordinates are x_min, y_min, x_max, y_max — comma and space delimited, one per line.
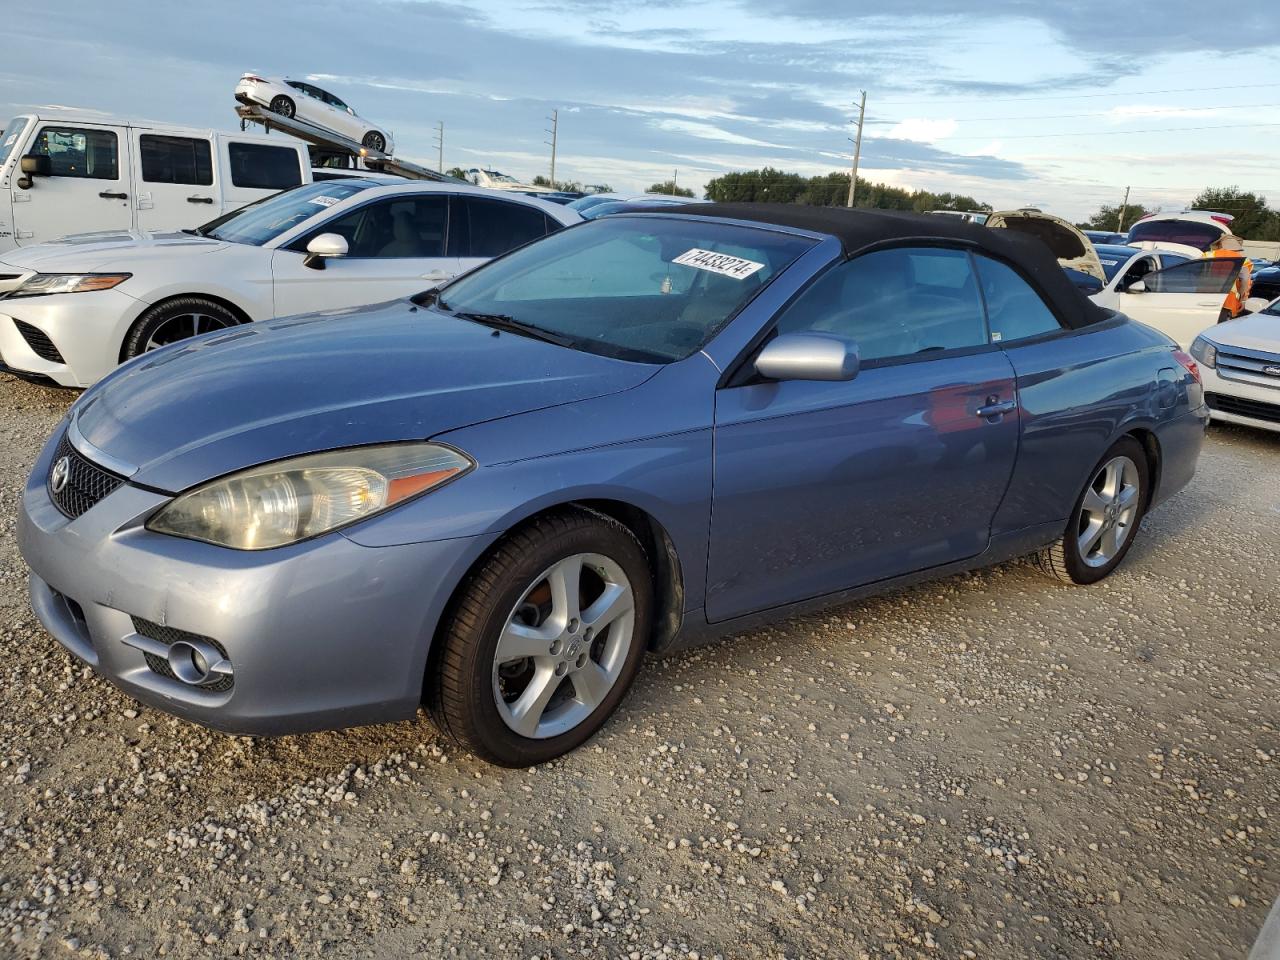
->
362, 130, 387, 153
428, 508, 652, 766
1038, 436, 1150, 585
121, 297, 242, 361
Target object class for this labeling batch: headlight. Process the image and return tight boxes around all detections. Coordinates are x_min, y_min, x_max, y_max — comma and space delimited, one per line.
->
8, 273, 132, 298
1189, 336, 1218, 369
147, 443, 473, 550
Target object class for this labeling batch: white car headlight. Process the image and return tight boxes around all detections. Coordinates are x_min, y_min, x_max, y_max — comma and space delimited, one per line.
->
1189, 336, 1218, 369
8, 273, 131, 298
147, 443, 473, 550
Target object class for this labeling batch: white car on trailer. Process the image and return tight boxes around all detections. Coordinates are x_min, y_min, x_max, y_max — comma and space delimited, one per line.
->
235, 74, 394, 154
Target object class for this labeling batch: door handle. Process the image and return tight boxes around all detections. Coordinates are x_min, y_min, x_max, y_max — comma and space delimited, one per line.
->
976, 398, 1017, 419
98, 191, 128, 200
186, 195, 214, 204
422, 271, 454, 282
1196, 301, 1221, 308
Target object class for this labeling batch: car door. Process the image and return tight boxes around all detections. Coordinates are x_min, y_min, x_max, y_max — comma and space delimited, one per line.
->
271, 192, 459, 316
11, 122, 132, 244
706, 246, 1020, 623
449, 195, 555, 277
1117, 256, 1243, 347
131, 130, 217, 230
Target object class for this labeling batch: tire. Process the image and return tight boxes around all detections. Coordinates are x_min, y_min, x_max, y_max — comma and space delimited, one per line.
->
1037, 436, 1151, 585
121, 297, 243, 361
269, 95, 295, 119
428, 508, 653, 767
362, 131, 387, 153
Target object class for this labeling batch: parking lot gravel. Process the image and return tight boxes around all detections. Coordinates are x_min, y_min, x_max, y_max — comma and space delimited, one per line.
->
0, 372, 1275, 959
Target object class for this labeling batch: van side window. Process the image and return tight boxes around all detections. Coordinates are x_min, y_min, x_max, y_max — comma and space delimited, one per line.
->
30, 126, 118, 180
227, 143, 303, 190
140, 135, 213, 186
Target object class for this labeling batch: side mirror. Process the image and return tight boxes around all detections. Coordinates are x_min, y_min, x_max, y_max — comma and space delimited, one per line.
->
1243, 297, 1268, 314
755, 333, 860, 382
303, 232, 348, 270
1127, 279, 1147, 294
16, 153, 50, 189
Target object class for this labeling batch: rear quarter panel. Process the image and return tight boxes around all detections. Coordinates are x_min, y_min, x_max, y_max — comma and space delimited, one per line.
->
994, 315, 1203, 533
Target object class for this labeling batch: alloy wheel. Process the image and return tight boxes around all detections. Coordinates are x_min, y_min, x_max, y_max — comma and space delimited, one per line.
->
1076, 455, 1141, 568
144, 312, 237, 352
492, 553, 635, 740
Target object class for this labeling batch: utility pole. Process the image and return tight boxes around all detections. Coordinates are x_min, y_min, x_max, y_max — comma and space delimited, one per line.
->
1116, 185, 1131, 231
545, 109, 559, 188
433, 121, 444, 173
847, 90, 866, 209
672, 168, 677, 195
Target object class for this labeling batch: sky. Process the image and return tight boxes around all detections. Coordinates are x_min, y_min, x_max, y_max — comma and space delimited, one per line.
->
2, 0, 1278, 221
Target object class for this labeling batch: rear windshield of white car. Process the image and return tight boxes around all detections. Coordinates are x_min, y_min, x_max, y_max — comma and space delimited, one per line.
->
1128, 220, 1224, 251
200, 181, 374, 246
429, 215, 815, 363
0, 117, 28, 166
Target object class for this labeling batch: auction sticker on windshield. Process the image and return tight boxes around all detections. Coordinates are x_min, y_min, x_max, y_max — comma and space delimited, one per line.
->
308, 196, 343, 207
673, 248, 766, 280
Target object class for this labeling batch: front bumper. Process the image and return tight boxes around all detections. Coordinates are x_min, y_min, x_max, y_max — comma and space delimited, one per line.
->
1202, 364, 1280, 434
18, 430, 492, 734
0, 288, 146, 388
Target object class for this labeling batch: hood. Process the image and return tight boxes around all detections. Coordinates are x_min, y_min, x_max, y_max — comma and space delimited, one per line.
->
1204, 309, 1280, 354
73, 300, 658, 492
0, 230, 225, 278
986, 210, 1106, 283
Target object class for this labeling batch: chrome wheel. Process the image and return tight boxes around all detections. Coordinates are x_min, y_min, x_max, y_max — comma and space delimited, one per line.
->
269, 95, 295, 118
363, 131, 386, 152
1076, 455, 1141, 568
492, 553, 635, 740
143, 312, 236, 352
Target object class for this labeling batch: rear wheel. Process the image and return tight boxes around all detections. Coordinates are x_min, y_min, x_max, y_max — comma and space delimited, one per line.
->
428, 508, 652, 767
362, 130, 387, 153
1038, 436, 1150, 585
121, 297, 242, 361
269, 95, 295, 118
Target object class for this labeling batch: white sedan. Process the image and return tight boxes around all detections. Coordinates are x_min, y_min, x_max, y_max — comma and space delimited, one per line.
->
1190, 297, 1280, 434
235, 74, 395, 154
0, 181, 579, 387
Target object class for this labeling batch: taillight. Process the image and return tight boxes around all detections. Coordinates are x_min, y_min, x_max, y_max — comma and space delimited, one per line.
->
1210, 215, 1233, 227
1172, 349, 1202, 385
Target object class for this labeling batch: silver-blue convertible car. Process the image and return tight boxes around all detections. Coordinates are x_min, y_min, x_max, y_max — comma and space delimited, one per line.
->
18, 205, 1207, 766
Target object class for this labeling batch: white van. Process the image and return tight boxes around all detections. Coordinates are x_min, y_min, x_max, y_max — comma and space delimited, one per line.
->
0, 111, 310, 252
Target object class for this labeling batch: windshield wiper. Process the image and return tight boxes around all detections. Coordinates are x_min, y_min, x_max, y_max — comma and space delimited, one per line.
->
454, 312, 575, 348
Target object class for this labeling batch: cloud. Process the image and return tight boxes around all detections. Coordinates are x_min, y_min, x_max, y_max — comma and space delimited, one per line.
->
884, 118, 958, 143
653, 118, 785, 148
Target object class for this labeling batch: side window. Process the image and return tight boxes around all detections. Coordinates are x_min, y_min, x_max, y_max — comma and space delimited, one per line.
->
973, 256, 1063, 343
30, 126, 118, 180
1119, 255, 1156, 290
227, 143, 303, 190
454, 198, 549, 258
139, 135, 213, 185
1146, 257, 1239, 294
308, 195, 448, 257
775, 247, 988, 362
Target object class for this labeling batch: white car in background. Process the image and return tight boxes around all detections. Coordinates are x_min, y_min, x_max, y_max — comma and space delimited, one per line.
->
1190, 297, 1280, 433
235, 74, 394, 154
1090, 251, 1243, 348
1127, 209, 1235, 257
567, 192, 701, 219
463, 169, 556, 194
0, 180, 578, 387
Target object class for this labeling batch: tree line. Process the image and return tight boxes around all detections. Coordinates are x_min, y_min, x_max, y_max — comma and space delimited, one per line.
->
1079, 187, 1280, 241
702, 168, 988, 214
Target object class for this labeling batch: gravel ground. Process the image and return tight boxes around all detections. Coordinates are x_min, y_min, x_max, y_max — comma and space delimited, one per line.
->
0, 372, 1276, 959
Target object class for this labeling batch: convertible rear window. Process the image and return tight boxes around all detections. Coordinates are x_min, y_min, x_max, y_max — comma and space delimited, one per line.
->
433, 216, 815, 362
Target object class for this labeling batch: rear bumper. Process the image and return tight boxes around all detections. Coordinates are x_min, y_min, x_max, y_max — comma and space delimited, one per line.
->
1150, 404, 1210, 509
18, 429, 494, 735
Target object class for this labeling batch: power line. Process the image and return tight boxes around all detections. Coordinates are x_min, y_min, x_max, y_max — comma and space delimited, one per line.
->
940, 121, 1280, 141
865, 102, 1280, 125
876, 82, 1280, 106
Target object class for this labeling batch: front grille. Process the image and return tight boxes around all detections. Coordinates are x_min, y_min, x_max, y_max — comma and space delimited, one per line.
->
131, 617, 234, 693
48, 432, 126, 519
1206, 392, 1280, 425
14, 319, 65, 363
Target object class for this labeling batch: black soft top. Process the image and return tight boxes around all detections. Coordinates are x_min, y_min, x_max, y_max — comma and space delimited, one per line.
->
653, 203, 1112, 330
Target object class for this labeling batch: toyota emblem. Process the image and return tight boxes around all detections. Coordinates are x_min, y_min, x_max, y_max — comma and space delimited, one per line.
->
50, 456, 71, 494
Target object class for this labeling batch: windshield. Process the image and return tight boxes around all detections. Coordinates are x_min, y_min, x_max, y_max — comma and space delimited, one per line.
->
0, 116, 29, 167
1128, 220, 1224, 251
201, 181, 374, 246
1095, 246, 1138, 281
1263, 299, 1280, 317
432, 215, 814, 363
